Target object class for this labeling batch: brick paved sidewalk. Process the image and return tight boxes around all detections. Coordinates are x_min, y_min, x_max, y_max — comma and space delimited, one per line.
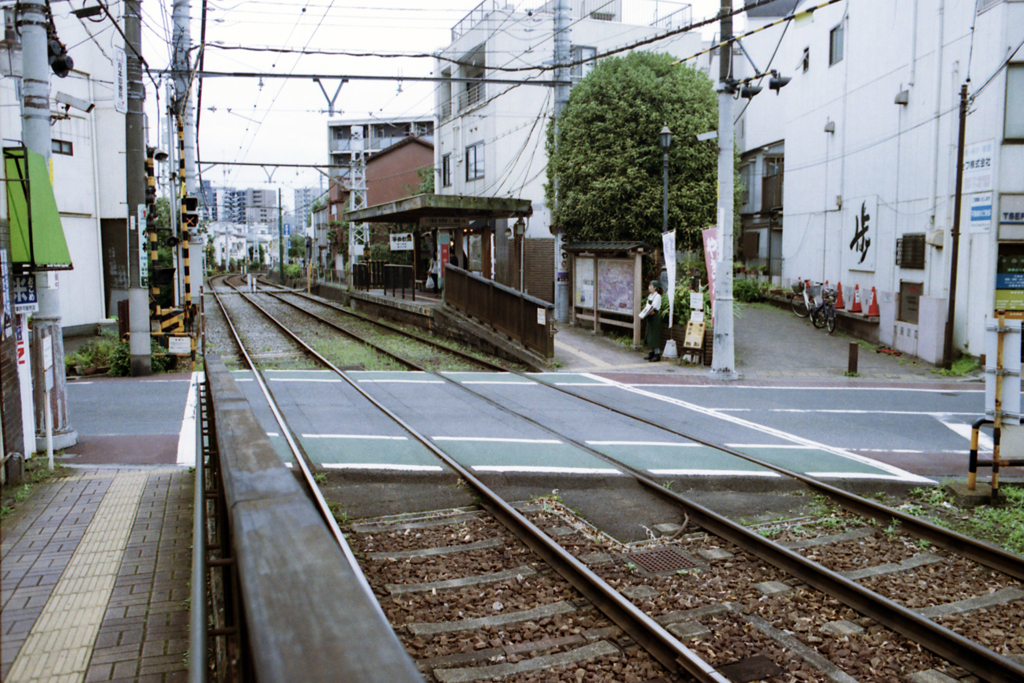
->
1, 467, 193, 683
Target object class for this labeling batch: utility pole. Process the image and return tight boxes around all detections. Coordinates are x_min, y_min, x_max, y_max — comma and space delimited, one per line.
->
552, 0, 571, 323
19, 2, 78, 449
125, 0, 151, 375
278, 188, 284, 282
172, 0, 195, 196
942, 83, 969, 370
711, 0, 736, 379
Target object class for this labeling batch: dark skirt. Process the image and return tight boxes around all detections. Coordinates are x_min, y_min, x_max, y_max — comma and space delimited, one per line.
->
644, 314, 662, 350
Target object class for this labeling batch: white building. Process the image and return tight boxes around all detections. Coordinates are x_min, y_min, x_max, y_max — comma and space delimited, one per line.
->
433, 0, 702, 283
715, 0, 1024, 364
327, 116, 434, 174
0, 5, 130, 331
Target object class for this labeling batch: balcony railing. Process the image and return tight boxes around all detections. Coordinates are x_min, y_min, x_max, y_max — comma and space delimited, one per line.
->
451, 0, 691, 41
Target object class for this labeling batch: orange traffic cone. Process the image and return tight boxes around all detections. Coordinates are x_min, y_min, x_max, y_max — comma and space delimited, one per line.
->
868, 286, 880, 316
835, 282, 845, 309
850, 284, 863, 313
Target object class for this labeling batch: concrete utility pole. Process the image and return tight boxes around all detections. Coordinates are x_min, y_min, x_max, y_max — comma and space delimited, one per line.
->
711, 0, 736, 379
19, 2, 78, 448
552, 0, 571, 323
172, 0, 196, 196
126, 0, 152, 375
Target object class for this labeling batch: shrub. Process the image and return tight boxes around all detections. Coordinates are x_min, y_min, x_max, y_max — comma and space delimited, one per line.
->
108, 338, 175, 376
733, 277, 770, 303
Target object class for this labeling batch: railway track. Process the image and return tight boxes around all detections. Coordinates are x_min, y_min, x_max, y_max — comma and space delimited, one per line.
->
202, 272, 1024, 683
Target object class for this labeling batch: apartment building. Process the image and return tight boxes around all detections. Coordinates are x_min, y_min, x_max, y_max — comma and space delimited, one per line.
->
711, 0, 1024, 363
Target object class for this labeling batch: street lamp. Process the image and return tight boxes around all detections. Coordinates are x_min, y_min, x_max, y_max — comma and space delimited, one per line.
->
659, 124, 672, 237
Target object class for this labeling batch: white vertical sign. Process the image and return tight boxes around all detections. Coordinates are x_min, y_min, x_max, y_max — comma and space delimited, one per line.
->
114, 48, 127, 114
139, 205, 149, 288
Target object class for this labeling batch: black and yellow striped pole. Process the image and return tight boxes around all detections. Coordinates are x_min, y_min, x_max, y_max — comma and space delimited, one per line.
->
146, 148, 159, 314
177, 115, 199, 370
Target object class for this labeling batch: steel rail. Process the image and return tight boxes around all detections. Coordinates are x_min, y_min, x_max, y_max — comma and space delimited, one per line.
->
216, 279, 731, 683
208, 284, 386, 614
239, 285, 427, 371
267, 287, 511, 373
423, 371, 1024, 683
524, 375, 1024, 582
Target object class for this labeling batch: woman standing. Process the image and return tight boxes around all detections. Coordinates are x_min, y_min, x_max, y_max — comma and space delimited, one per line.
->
639, 280, 663, 362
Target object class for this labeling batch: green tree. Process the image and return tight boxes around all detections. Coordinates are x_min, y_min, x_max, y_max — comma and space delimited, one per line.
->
545, 52, 720, 252
288, 234, 305, 260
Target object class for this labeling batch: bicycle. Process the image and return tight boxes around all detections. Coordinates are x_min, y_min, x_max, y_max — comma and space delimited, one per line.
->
789, 280, 818, 318
811, 285, 837, 333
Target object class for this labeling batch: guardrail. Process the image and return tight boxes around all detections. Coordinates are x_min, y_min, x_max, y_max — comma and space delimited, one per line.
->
444, 264, 554, 358
192, 354, 422, 682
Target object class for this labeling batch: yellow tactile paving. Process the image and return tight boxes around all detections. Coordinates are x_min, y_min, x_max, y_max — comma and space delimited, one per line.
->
5, 472, 150, 683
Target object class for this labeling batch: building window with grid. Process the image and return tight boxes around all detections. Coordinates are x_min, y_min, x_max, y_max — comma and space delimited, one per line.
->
829, 23, 844, 66
52, 139, 73, 155
465, 143, 484, 181
441, 153, 452, 187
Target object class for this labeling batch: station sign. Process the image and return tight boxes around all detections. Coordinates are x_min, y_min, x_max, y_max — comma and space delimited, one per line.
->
390, 233, 414, 251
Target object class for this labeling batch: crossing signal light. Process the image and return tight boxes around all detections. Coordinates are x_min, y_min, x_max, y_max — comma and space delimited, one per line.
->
182, 195, 199, 230
740, 84, 762, 99
769, 71, 791, 94
48, 40, 73, 78
145, 182, 156, 204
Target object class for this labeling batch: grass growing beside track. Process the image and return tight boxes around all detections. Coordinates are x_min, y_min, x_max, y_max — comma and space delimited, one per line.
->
900, 485, 1024, 555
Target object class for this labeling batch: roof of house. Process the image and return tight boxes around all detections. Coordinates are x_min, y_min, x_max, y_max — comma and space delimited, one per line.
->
367, 135, 434, 161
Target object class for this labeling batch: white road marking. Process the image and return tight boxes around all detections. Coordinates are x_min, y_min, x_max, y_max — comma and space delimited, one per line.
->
269, 378, 343, 382
432, 436, 562, 444
472, 465, 621, 474
357, 379, 445, 384
587, 441, 700, 447
626, 384, 982, 393
648, 469, 781, 477
304, 434, 409, 440
936, 416, 995, 450
461, 381, 536, 385
580, 373, 934, 484
176, 372, 201, 466
321, 463, 445, 472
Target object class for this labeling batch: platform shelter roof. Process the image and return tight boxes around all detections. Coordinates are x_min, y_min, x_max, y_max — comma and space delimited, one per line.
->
343, 193, 532, 227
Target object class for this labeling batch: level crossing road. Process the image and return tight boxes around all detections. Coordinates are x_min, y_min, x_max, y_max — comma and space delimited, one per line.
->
228, 369, 993, 485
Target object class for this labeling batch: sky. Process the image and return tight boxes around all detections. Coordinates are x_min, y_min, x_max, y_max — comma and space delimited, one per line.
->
139, 0, 728, 212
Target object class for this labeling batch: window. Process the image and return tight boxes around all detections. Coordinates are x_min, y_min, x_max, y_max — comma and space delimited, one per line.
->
829, 23, 844, 66
570, 46, 596, 81
895, 233, 926, 269
465, 143, 484, 181
441, 153, 452, 187
52, 139, 72, 155
1006, 63, 1024, 140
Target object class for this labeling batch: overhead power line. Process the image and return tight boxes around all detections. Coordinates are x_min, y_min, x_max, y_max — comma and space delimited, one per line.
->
175, 70, 570, 86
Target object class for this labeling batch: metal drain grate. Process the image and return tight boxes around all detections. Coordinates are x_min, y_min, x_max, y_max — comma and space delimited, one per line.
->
624, 547, 696, 574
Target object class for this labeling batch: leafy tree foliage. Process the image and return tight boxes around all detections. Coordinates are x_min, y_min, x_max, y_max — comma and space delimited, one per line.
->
546, 52, 719, 251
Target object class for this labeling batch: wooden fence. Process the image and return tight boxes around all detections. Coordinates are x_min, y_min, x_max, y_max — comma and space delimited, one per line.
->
444, 264, 554, 358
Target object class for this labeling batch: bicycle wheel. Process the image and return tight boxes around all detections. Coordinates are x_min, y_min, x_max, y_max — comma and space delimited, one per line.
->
826, 307, 836, 333
791, 295, 809, 318
811, 305, 827, 328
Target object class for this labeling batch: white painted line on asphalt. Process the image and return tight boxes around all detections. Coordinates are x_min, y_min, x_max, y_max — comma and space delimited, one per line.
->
808, 472, 927, 480
357, 379, 445, 384
269, 378, 343, 382
267, 432, 279, 437
767, 409, 975, 415
628, 384, 983, 393
176, 371, 201, 467
581, 373, 935, 484
937, 416, 994, 450
322, 463, 445, 472
68, 381, 93, 385
587, 441, 700, 447
729, 444, 815, 449
648, 469, 781, 477
432, 436, 562, 444
304, 434, 409, 440
554, 382, 618, 387
461, 381, 536, 385
472, 466, 621, 474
